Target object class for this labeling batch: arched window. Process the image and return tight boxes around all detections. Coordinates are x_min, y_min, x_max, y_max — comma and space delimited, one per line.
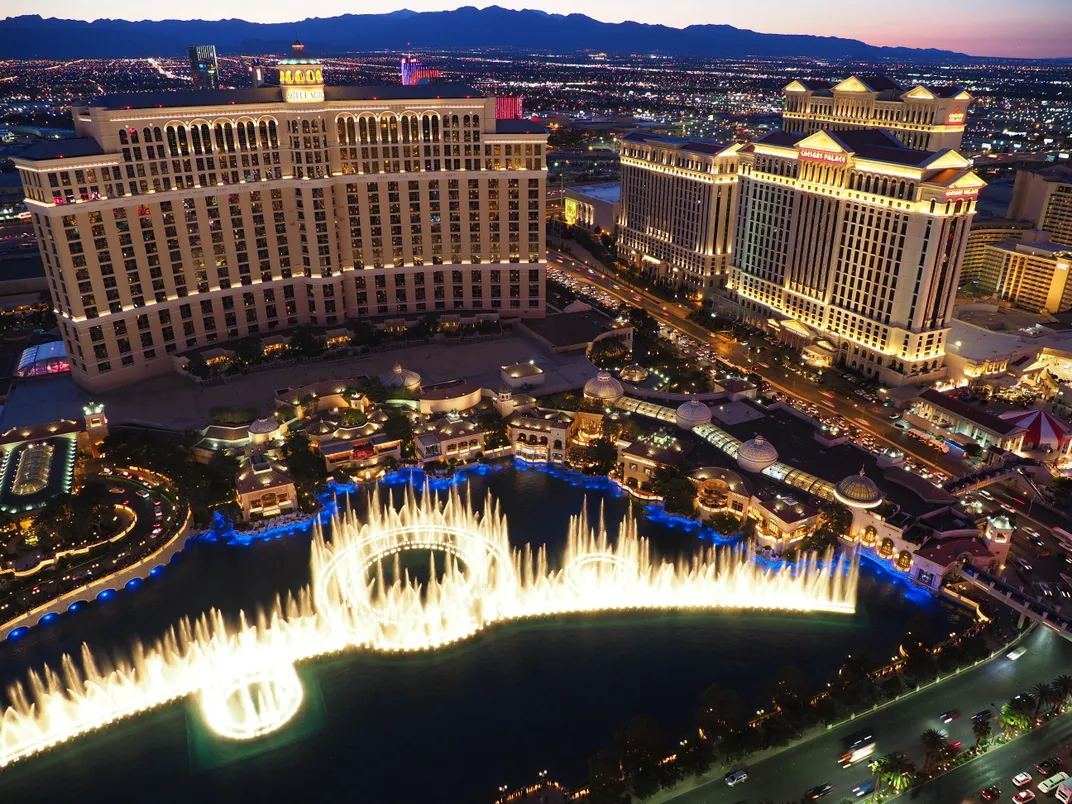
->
236, 123, 247, 150
246, 121, 256, 148
422, 115, 431, 141
380, 116, 390, 144
143, 127, 152, 144
359, 117, 369, 144
472, 113, 479, 127
119, 129, 129, 145
295, 70, 305, 84
153, 127, 162, 142
401, 116, 410, 143
451, 114, 459, 126
190, 126, 202, 154
268, 120, 278, 147
431, 115, 439, 141
130, 128, 139, 144
259, 120, 269, 146
200, 124, 212, 152
315, 69, 322, 82
463, 114, 470, 127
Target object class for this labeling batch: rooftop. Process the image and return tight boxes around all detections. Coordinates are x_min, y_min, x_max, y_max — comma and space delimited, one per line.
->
521, 308, 626, 350
494, 119, 548, 135
914, 536, 992, 566
918, 389, 1025, 437
567, 183, 621, 204
81, 84, 484, 112
16, 137, 104, 161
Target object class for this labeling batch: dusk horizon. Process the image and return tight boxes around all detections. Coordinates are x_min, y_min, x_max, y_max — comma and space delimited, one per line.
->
3, 1, 1072, 59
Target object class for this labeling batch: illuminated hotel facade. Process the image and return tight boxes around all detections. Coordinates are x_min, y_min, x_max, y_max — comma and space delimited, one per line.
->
617, 132, 741, 298
724, 128, 984, 386
13, 44, 548, 392
782, 75, 970, 152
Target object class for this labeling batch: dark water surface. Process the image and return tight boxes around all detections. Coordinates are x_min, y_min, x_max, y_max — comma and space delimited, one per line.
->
0, 465, 964, 803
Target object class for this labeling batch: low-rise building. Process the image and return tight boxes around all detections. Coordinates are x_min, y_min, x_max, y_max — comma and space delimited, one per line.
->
564, 182, 621, 233
910, 389, 1026, 453
418, 379, 483, 416
752, 495, 819, 554
508, 411, 571, 464
234, 453, 298, 521
414, 413, 485, 466
616, 429, 693, 490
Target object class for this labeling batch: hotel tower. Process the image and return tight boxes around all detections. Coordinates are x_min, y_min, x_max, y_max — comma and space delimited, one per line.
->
14, 43, 548, 392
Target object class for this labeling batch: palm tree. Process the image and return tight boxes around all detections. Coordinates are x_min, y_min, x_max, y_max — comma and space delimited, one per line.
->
920, 728, 948, 774
870, 754, 891, 793
1033, 682, 1053, 718
883, 753, 916, 792
972, 717, 992, 751
1052, 675, 1072, 715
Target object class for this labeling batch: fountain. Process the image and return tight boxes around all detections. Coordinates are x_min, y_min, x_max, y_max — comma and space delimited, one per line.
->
0, 485, 858, 768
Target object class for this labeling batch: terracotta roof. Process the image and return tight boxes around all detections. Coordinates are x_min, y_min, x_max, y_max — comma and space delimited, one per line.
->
914, 537, 992, 566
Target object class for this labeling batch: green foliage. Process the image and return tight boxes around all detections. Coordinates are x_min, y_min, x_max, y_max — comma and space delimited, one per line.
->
652, 465, 696, 516
209, 406, 259, 425
704, 511, 741, 536
290, 326, 323, 357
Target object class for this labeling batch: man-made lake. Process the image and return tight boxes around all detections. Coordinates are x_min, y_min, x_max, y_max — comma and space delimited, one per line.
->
0, 464, 965, 803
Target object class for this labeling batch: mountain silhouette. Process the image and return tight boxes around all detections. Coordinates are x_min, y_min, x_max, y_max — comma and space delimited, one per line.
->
0, 8, 971, 61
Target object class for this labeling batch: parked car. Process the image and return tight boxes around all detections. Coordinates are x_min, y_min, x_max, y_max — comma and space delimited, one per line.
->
1014, 772, 1033, 787
981, 785, 1001, 801
1013, 790, 1036, 803
1036, 757, 1063, 776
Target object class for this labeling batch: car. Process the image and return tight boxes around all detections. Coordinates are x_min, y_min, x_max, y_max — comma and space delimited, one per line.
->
136, 489, 150, 499
1016, 558, 1034, 572
1014, 772, 1033, 787
725, 769, 747, 786
852, 781, 875, 797
109, 486, 125, 494
805, 784, 835, 800
1013, 791, 1036, 803
982, 785, 1001, 801
1008, 647, 1027, 661
941, 710, 961, 723
947, 741, 964, 753
1036, 758, 1063, 776
973, 709, 994, 721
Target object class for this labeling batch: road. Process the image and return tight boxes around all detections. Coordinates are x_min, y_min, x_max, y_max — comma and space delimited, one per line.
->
547, 251, 963, 479
664, 626, 1072, 804
906, 709, 1072, 803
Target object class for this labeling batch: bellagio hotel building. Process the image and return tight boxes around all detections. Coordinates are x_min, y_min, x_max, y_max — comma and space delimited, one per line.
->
13, 45, 548, 392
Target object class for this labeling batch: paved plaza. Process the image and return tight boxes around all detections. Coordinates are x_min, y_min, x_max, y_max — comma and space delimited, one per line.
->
0, 334, 596, 432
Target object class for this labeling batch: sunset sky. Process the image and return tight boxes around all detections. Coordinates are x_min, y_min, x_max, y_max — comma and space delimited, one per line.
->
5, 0, 1071, 59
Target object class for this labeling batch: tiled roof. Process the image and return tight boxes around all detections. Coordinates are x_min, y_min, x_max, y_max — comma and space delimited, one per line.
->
918, 389, 1025, 436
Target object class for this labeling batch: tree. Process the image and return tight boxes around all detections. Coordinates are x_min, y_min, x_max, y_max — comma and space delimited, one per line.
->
1051, 674, 1072, 715
615, 715, 664, 778
1000, 698, 1033, 735
1032, 682, 1053, 718
699, 684, 744, 738
919, 728, 947, 774
589, 437, 618, 474
281, 431, 326, 491
882, 753, 915, 791
770, 664, 809, 712
587, 748, 625, 804
971, 717, 992, 751
818, 502, 852, 539
651, 465, 696, 515
705, 511, 741, 537
290, 326, 323, 356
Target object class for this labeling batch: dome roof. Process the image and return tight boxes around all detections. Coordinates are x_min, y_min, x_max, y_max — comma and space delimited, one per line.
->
675, 397, 712, 428
381, 362, 421, 390
248, 418, 281, 436
583, 371, 624, 402
736, 435, 779, 473
834, 469, 883, 508
619, 364, 649, 384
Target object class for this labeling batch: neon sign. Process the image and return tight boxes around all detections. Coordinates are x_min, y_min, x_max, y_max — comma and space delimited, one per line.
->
944, 186, 979, 199
947, 112, 965, 124
799, 148, 848, 165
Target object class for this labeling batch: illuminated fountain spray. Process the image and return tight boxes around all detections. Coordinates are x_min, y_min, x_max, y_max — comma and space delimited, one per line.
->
1, 485, 857, 768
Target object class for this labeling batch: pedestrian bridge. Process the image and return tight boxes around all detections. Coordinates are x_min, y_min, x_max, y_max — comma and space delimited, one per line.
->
955, 561, 1072, 641
942, 463, 1025, 495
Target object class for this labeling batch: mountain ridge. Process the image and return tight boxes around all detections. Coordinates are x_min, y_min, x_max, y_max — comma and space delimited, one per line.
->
0, 8, 975, 61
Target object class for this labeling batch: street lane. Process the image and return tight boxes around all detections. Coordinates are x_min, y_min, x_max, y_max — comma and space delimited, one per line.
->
548, 253, 963, 478
665, 627, 1072, 804
906, 710, 1072, 803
